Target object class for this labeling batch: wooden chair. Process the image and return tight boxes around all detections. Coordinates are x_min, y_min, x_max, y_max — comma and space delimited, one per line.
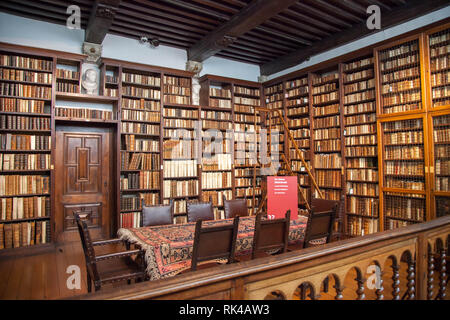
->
187, 201, 215, 223
303, 199, 338, 248
75, 213, 147, 292
251, 210, 291, 259
223, 195, 248, 219
141, 199, 174, 227
191, 216, 240, 271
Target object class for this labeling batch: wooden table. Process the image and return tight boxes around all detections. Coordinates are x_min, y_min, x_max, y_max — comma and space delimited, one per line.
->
117, 215, 308, 280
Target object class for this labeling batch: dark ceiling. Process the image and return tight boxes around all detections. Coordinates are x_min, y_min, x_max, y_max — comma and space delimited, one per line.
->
0, 0, 448, 75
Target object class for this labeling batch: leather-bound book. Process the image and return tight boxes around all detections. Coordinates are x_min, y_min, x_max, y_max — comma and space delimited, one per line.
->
0, 224, 4, 249
4, 223, 12, 249
12, 223, 20, 248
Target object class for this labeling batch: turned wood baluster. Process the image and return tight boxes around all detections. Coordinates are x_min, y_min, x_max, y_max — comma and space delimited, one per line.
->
391, 264, 400, 300
438, 248, 447, 300
427, 250, 434, 300
334, 285, 344, 300
355, 277, 365, 300
406, 259, 416, 300
375, 271, 384, 300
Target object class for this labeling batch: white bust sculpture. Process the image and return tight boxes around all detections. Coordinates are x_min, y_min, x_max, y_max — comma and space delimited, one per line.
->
82, 68, 98, 95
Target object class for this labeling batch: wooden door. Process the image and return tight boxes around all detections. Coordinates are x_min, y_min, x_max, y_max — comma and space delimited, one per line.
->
55, 126, 114, 241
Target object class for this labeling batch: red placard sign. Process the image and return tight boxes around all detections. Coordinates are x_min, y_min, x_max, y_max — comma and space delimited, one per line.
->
267, 176, 298, 220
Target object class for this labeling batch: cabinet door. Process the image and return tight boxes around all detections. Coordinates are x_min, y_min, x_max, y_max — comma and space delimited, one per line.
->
378, 115, 429, 231
429, 111, 450, 219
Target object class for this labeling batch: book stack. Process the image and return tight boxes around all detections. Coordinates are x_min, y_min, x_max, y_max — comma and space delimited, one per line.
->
433, 114, 450, 192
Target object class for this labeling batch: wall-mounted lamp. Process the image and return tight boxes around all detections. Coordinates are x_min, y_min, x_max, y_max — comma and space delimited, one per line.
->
139, 36, 160, 48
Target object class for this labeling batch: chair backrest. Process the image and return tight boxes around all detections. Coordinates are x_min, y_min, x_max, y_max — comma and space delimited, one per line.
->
223, 194, 248, 219
141, 199, 174, 227
187, 201, 215, 223
74, 213, 100, 282
252, 210, 291, 259
303, 199, 338, 248
191, 216, 240, 271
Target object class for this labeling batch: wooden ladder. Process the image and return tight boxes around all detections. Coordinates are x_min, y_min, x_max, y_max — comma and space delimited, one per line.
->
253, 107, 324, 215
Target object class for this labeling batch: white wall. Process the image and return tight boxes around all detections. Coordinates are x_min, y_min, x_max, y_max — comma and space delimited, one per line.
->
0, 12, 260, 81
268, 5, 450, 80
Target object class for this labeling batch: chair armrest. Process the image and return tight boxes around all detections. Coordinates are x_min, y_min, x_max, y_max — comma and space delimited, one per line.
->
92, 238, 124, 246
95, 249, 142, 262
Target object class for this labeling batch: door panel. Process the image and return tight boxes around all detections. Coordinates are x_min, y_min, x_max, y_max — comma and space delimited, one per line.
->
55, 126, 114, 241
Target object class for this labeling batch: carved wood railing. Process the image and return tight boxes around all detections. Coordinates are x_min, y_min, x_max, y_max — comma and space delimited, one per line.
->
76, 216, 450, 300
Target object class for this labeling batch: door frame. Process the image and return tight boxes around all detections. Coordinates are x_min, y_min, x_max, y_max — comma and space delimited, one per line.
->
53, 123, 117, 242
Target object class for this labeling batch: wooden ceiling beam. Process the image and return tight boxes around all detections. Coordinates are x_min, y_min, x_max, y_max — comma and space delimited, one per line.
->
261, 0, 449, 76
85, 0, 121, 44
187, 0, 300, 62
283, 8, 342, 33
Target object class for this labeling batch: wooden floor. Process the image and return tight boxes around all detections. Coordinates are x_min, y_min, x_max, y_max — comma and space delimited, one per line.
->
0, 238, 448, 300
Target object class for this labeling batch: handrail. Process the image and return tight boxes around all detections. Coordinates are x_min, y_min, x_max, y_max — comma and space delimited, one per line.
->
74, 215, 450, 300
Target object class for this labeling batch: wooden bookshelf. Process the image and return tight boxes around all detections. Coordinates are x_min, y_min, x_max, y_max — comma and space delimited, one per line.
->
311, 69, 343, 201
342, 55, 379, 237
55, 58, 80, 94
119, 67, 162, 228
285, 74, 311, 206
162, 104, 200, 223
0, 50, 53, 249
233, 83, 262, 213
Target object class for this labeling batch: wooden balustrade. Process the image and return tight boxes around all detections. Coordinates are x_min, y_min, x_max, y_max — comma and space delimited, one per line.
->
76, 216, 450, 300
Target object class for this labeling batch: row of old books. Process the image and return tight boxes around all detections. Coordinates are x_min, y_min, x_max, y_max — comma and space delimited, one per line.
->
345, 124, 376, 136
345, 113, 376, 126
209, 98, 231, 109
344, 90, 376, 105
121, 122, 159, 135
104, 88, 118, 97
163, 75, 190, 87
202, 153, 232, 171
0, 115, 50, 130
121, 152, 160, 171
163, 140, 196, 159
384, 193, 425, 222
384, 131, 423, 145
201, 171, 232, 189
385, 161, 424, 176
385, 177, 424, 190
120, 193, 159, 211
316, 170, 341, 188
119, 212, 141, 229
122, 86, 161, 99
346, 168, 378, 182
347, 197, 378, 217
209, 88, 231, 98
345, 146, 376, 157
120, 171, 160, 190
313, 115, 339, 128
163, 160, 197, 178
56, 82, 78, 93
123, 135, 159, 152
234, 86, 260, 96
0, 220, 50, 249
343, 68, 374, 83
164, 94, 190, 105
0, 134, 51, 150
345, 135, 376, 146
314, 153, 342, 168
163, 179, 198, 198
201, 110, 232, 121
55, 68, 78, 80
163, 84, 190, 97
314, 139, 341, 153
347, 182, 378, 196
234, 97, 260, 106
0, 98, 46, 113
313, 103, 339, 117
0, 68, 52, 84
0, 153, 50, 170
381, 66, 419, 84
0, 175, 50, 196
122, 109, 160, 123
0, 54, 52, 71
347, 216, 378, 237
312, 82, 337, 95
385, 145, 423, 160
55, 106, 113, 120
164, 107, 198, 119
201, 189, 233, 207
235, 113, 260, 123
0, 83, 51, 99
122, 98, 160, 111
122, 72, 160, 86
344, 57, 374, 74
1, 196, 49, 220
312, 73, 339, 86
